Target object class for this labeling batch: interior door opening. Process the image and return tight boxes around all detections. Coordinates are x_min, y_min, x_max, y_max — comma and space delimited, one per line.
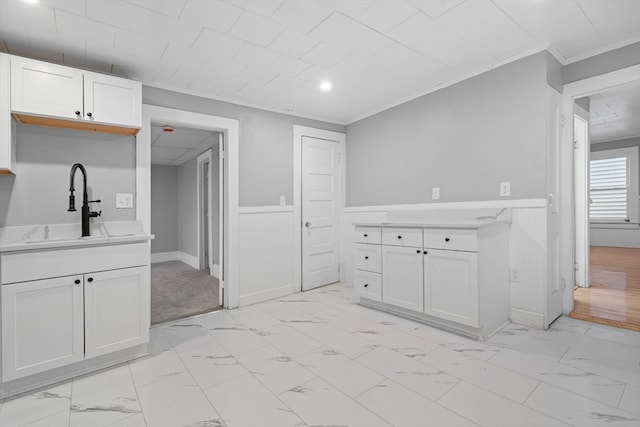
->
148, 122, 224, 324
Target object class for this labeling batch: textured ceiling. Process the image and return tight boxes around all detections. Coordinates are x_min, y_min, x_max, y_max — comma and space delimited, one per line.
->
1, 0, 639, 124
589, 80, 640, 144
151, 123, 219, 165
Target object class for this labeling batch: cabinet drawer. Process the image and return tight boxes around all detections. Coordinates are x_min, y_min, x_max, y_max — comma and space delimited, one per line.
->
382, 228, 422, 248
354, 227, 381, 245
355, 270, 381, 301
355, 244, 382, 273
423, 229, 478, 252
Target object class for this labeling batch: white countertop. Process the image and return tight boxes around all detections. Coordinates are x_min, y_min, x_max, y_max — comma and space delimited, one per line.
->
0, 221, 154, 253
353, 219, 511, 229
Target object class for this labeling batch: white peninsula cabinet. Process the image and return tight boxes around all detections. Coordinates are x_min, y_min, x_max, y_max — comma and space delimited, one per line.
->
0, 240, 150, 388
10, 56, 141, 134
354, 221, 510, 340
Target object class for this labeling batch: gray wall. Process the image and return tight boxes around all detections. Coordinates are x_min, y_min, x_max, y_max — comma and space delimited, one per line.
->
150, 165, 179, 253
591, 136, 640, 189
575, 97, 590, 112
178, 156, 197, 257
0, 124, 135, 227
143, 87, 345, 207
345, 51, 549, 206
564, 41, 640, 84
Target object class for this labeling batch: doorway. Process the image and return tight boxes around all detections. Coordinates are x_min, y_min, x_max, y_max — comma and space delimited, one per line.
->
564, 74, 640, 331
148, 123, 223, 324
293, 126, 346, 293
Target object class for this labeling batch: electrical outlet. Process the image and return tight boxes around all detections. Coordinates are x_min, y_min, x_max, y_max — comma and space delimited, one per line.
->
500, 182, 511, 197
279, 195, 286, 206
432, 187, 440, 200
116, 193, 134, 209
510, 268, 520, 282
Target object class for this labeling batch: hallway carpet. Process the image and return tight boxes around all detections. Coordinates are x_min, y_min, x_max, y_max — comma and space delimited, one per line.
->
151, 261, 221, 325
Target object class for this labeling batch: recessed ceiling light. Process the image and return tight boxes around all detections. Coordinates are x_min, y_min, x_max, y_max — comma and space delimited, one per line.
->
320, 81, 332, 92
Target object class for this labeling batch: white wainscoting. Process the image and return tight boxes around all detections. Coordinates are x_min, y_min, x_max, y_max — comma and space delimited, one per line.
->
150, 251, 198, 269
342, 200, 549, 329
238, 206, 295, 306
590, 226, 640, 248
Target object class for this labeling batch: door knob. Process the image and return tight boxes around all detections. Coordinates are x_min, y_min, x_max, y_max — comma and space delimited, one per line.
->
305, 221, 312, 227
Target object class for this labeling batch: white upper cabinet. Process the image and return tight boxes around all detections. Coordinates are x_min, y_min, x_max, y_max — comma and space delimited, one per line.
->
10, 56, 141, 134
83, 71, 142, 129
0, 54, 16, 174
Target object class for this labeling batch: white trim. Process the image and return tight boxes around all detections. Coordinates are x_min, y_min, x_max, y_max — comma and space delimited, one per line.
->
344, 198, 548, 213
510, 308, 545, 329
560, 64, 640, 314
177, 252, 199, 269
238, 284, 294, 307
239, 205, 294, 214
591, 133, 640, 144
141, 105, 239, 309
563, 35, 640, 65
196, 149, 214, 272
293, 125, 346, 293
213, 263, 220, 279
151, 251, 179, 264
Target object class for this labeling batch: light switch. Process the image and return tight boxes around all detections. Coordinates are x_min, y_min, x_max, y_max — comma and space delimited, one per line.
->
500, 182, 511, 197
432, 187, 440, 200
116, 193, 134, 209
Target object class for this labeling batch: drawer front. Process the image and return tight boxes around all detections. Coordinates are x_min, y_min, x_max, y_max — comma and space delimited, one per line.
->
354, 227, 381, 245
382, 228, 422, 248
423, 229, 478, 252
355, 244, 382, 273
355, 270, 382, 301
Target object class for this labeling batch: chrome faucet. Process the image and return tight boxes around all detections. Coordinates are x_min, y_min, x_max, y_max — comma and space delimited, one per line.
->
68, 163, 101, 237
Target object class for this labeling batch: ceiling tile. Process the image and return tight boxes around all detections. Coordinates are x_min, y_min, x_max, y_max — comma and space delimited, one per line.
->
125, 0, 187, 18
269, 28, 318, 58
270, 0, 334, 33
229, 11, 284, 47
195, 135, 220, 150
143, 11, 201, 46
151, 125, 163, 143
265, 54, 312, 77
86, 0, 150, 34
357, 0, 418, 33
0, 1, 56, 33
320, 0, 374, 18
237, 66, 280, 85
55, 10, 116, 48
192, 29, 246, 59
153, 127, 213, 149
407, 0, 465, 18
175, 149, 204, 163
4, 39, 64, 63
151, 158, 174, 165
330, 55, 374, 79
302, 42, 348, 67
113, 30, 167, 63
151, 146, 190, 159
41, 0, 86, 17
26, 26, 86, 55
233, 43, 280, 67
368, 43, 450, 85
225, 0, 284, 18
578, 0, 640, 39
180, 0, 243, 33
62, 52, 112, 73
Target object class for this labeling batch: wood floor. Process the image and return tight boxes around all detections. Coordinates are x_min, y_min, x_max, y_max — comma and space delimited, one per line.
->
570, 246, 640, 331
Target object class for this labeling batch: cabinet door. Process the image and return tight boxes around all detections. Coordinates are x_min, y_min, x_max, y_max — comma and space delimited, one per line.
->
424, 249, 478, 327
1, 275, 84, 381
355, 270, 382, 301
84, 266, 150, 359
11, 57, 83, 120
83, 71, 142, 128
0, 54, 15, 173
382, 246, 424, 312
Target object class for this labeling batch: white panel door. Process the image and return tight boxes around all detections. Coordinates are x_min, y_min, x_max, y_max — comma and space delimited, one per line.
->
424, 249, 478, 327
83, 71, 142, 128
382, 246, 424, 312
10, 56, 83, 120
302, 136, 339, 291
84, 266, 149, 359
1, 275, 84, 381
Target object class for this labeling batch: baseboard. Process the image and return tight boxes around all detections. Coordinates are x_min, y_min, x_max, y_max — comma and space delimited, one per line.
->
510, 308, 545, 329
238, 284, 294, 307
177, 252, 199, 269
151, 251, 179, 264
213, 263, 220, 279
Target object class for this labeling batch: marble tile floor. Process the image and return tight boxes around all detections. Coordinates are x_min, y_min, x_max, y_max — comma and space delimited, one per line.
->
1, 283, 639, 427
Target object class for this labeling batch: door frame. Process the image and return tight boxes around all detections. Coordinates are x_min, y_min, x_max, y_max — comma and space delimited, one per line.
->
197, 149, 214, 273
559, 64, 640, 313
137, 105, 240, 308
293, 125, 346, 293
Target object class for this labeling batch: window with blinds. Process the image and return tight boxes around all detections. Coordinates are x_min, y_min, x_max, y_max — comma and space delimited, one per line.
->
589, 156, 629, 221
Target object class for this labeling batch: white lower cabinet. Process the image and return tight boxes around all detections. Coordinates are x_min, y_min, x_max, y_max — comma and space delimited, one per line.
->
424, 249, 478, 327
382, 246, 424, 312
355, 269, 382, 301
84, 266, 149, 359
1, 275, 85, 381
1, 266, 149, 381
